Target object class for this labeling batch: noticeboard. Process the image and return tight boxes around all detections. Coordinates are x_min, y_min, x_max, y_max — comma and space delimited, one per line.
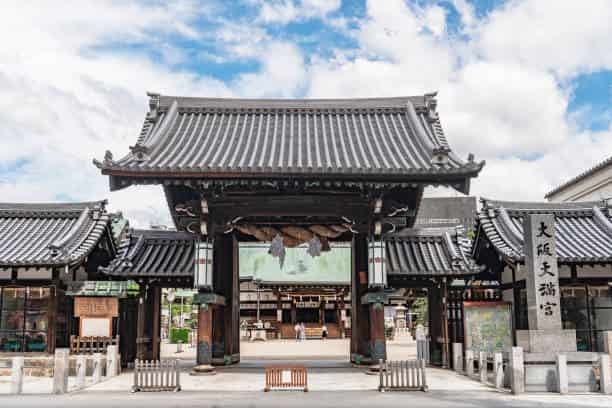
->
463, 301, 513, 354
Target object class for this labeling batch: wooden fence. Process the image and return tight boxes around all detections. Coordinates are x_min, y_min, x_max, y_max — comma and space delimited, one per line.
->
379, 360, 428, 392
70, 336, 119, 354
132, 359, 181, 393
264, 365, 308, 392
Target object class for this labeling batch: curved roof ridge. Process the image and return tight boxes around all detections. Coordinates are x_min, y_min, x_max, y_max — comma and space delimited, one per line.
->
481, 197, 600, 212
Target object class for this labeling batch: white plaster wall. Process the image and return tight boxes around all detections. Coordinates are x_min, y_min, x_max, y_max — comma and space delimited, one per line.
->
548, 164, 612, 202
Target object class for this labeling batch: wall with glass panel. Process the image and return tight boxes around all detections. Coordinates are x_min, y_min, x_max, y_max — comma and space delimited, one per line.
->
0, 287, 51, 352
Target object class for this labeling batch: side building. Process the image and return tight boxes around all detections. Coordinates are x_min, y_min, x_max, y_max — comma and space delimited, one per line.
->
546, 155, 612, 202
0, 201, 116, 354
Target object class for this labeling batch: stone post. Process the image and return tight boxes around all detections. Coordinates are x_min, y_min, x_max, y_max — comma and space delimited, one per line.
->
106, 345, 118, 377
479, 352, 487, 383
510, 347, 524, 394
494, 352, 504, 389
10, 356, 24, 395
518, 214, 576, 353
600, 354, 611, 395
76, 354, 87, 390
93, 353, 102, 383
556, 354, 568, 394
465, 350, 474, 377
53, 348, 69, 394
452, 343, 463, 372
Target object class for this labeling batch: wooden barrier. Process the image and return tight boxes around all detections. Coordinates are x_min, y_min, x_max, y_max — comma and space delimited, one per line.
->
132, 359, 181, 393
70, 336, 119, 354
379, 360, 428, 392
264, 365, 308, 392
303, 328, 323, 339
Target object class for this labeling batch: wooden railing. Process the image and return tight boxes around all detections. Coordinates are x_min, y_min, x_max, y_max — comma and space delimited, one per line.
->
264, 365, 308, 392
303, 328, 323, 339
132, 359, 181, 393
70, 336, 119, 354
379, 359, 428, 392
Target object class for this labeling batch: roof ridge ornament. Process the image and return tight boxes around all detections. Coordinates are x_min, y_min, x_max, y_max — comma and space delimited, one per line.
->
432, 146, 451, 166
130, 144, 150, 162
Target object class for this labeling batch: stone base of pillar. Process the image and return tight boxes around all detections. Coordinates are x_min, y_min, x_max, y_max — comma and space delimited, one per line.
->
190, 364, 216, 376
516, 329, 576, 353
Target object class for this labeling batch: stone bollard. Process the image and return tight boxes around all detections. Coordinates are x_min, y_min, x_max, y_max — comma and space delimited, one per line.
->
106, 345, 118, 377
556, 354, 568, 394
452, 343, 463, 373
465, 350, 474, 377
494, 353, 504, 389
11, 356, 24, 395
600, 354, 611, 395
93, 353, 103, 384
53, 348, 70, 394
479, 352, 487, 383
510, 347, 524, 395
76, 355, 87, 390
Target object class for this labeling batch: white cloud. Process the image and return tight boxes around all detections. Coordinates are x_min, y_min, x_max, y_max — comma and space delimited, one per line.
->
477, 0, 612, 78
253, 0, 342, 24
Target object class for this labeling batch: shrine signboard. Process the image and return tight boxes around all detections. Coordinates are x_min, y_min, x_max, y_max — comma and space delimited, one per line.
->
74, 297, 119, 318
523, 214, 561, 330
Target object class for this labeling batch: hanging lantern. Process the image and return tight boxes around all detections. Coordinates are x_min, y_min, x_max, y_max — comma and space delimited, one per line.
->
368, 237, 387, 288
194, 239, 214, 289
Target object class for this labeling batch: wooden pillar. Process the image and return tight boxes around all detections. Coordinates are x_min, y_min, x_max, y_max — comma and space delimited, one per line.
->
291, 300, 297, 325
441, 279, 450, 368
320, 300, 325, 325
48, 284, 58, 354
212, 233, 238, 364
151, 287, 161, 360
136, 288, 146, 360
196, 303, 213, 365
428, 285, 443, 366
351, 235, 371, 363
369, 297, 387, 362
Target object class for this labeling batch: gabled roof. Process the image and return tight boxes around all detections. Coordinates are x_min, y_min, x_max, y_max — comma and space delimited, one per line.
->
94, 93, 483, 192
386, 227, 483, 277
100, 229, 195, 279
474, 199, 612, 264
0, 201, 114, 267
545, 155, 612, 199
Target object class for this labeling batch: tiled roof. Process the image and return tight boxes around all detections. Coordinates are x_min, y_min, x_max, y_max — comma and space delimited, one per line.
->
95, 93, 483, 185
100, 229, 195, 278
0, 201, 113, 267
386, 227, 482, 276
475, 199, 612, 263
545, 155, 612, 199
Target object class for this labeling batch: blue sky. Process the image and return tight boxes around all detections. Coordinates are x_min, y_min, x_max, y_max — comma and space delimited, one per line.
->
0, 0, 611, 226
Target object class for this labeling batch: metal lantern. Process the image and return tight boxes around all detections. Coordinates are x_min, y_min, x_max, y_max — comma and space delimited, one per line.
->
194, 239, 214, 289
368, 237, 387, 288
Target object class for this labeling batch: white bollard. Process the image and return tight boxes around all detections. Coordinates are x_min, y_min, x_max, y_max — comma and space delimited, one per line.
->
494, 353, 504, 389
510, 347, 524, 395
600, 354, 611, 395
556, 354, 568, 394
479, 352, 487, 383
93, 353, 103, 383
76, 355, 87, 390
452, 343, 463, 372
10, 356, 24, 395
53, 348, 70, 394
106, 345, 118, 377
465, 350, 474, 377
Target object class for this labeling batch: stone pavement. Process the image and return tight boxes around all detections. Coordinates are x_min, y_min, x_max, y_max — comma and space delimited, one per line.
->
2, 334, 612, 407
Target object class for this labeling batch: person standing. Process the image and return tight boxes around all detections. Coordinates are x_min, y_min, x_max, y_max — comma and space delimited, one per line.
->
294, 322, 301, 342
321, 324, 328, 340
300, 322, 306, 341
